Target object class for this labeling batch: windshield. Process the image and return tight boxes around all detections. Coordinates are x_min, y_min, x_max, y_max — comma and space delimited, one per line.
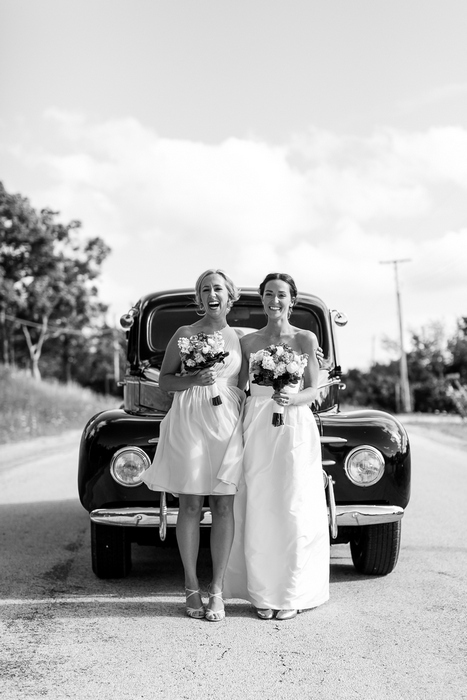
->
146, 302, 325, 368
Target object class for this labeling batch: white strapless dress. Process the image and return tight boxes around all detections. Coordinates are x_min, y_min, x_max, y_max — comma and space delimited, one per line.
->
224, 375, 330, 610
141, 326, 244, 496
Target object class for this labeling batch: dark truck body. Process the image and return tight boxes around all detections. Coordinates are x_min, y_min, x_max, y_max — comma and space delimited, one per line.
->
78, 288, 410, 578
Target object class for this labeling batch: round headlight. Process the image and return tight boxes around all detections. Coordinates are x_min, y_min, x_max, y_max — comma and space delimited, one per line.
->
110, 447, 151, 487
344, 446, 385, 486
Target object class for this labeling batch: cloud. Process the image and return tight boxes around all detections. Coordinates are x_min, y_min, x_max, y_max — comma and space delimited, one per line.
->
2, 111, 466, 368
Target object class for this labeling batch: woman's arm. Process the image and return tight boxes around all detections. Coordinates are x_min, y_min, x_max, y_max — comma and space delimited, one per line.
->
237, 335, 252, 391
158, 327, 217, 393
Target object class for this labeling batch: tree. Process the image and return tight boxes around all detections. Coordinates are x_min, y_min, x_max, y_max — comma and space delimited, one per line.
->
343, 363, 399, 412
447, 317, 467, 383
0, 181, 111, 379
407, 322, 455, 412
71, 324, 126, 396
342, 320, 467, 414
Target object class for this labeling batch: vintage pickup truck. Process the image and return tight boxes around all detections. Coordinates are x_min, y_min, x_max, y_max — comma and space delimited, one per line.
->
78, 287, 411, 579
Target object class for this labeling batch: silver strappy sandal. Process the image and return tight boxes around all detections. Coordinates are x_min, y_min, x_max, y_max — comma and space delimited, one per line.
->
205, 586, 225, 622
185, 588, 205, 619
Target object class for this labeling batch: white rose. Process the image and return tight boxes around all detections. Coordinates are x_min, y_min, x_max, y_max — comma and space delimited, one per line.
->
275, 346, 284, 356
262, 356, 275, 370
178, 338, 190, 352
287, 361, 299, 374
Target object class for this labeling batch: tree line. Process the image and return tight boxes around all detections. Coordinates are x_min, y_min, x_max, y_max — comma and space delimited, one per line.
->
343, 320, 467, 414
0, 181, 124, 395
1, 181, 466, 412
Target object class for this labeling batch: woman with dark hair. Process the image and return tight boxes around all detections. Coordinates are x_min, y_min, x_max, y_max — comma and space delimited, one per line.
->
224, 272, 329, 620
142, 269, 244, 621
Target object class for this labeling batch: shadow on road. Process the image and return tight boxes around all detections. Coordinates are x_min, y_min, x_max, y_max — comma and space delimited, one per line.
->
0, 496, 374, 621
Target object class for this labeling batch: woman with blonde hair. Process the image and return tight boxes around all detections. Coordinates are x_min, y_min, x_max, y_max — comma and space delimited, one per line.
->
142, 269, 244, 621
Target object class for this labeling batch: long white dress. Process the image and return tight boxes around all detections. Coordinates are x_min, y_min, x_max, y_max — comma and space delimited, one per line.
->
141, 326, 244, 496
224, 373, 330, 610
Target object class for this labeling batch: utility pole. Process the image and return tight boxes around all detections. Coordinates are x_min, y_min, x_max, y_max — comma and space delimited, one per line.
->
379, 258, 412, 413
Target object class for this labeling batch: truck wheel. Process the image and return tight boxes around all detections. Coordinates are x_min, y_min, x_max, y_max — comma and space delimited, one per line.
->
350, 521, 401, 576
91, 522, 132, 579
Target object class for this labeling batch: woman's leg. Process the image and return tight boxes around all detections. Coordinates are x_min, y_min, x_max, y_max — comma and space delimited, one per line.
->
177, 494, 204, 609
208, 494, 235, 613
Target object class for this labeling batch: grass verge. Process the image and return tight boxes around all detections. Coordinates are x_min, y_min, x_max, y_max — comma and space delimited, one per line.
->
0, 365, 117, 444
400, 412, 467, 445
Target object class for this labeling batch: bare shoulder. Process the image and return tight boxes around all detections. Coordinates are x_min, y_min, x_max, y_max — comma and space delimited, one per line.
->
240, 332, 256, 352
172, 324, 197, 340
293, 328, 318, 352
240, 330, 264, 354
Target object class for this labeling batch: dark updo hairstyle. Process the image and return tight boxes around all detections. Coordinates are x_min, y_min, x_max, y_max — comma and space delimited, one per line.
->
194, 269, 241, 314
258, 272, 298, 302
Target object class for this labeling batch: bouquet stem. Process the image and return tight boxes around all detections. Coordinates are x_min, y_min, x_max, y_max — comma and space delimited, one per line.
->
210, 382, 222, 406
272, 403, 284, 427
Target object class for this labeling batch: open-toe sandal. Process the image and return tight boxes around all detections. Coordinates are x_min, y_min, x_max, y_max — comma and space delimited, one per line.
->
205, 587, 225, 622
185, 588, 205, 619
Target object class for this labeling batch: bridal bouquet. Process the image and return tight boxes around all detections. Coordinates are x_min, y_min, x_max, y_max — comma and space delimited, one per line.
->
250, 343, 308, 426
178, 331, 229, 405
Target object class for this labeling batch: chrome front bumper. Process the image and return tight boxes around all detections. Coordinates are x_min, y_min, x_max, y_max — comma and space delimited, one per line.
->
90, 504, 404, 531
90, 507, 208, 528
336, 505, 404, 526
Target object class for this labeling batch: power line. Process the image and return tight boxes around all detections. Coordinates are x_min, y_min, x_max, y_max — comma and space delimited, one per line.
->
2, 312, 116, 336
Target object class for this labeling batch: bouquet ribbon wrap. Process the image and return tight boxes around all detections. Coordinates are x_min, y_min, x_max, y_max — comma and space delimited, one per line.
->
271, 382, 300, 426
209, 373, 223, 406
208, 376, 236, 406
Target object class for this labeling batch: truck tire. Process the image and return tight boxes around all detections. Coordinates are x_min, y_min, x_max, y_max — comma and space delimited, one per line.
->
91, 522, 132, 579
350, 521, 401, 576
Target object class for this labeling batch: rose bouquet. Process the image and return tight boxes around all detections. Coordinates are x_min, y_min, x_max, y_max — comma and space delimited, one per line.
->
178, 331, 229, 405
250, 343, 309, 426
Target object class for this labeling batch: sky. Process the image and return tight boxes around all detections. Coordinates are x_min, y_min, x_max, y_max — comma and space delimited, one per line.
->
1, 0, 467, 369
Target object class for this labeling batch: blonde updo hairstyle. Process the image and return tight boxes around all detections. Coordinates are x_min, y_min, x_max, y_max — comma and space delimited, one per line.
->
194, 269, 241, 315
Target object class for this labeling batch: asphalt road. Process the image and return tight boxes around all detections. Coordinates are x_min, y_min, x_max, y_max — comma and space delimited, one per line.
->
0, 425, 465, 700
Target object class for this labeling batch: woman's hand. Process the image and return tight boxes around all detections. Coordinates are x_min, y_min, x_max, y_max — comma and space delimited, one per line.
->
272, 391, 296, 407
194, 367, 218, 387
316, 346, 324, 364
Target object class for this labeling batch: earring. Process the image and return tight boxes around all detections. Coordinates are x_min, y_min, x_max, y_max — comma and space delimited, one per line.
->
288, 303, 294, 319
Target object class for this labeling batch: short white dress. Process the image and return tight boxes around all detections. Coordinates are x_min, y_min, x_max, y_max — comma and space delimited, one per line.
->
224, 371, 330, 610
141, 326, 244, 496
